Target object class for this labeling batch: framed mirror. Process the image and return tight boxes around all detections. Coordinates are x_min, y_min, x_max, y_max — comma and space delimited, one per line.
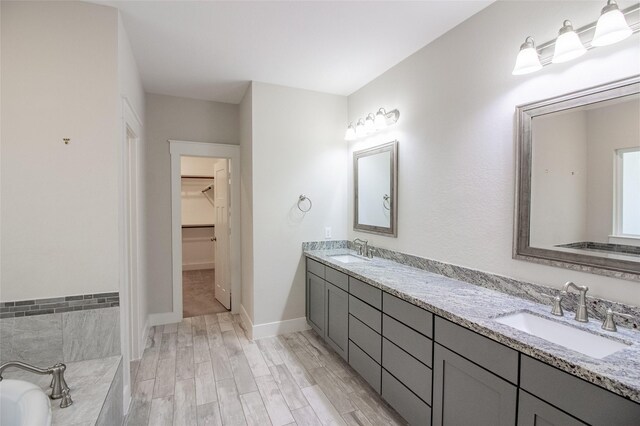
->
514, 76, 640, 280
354, 141, 398, 237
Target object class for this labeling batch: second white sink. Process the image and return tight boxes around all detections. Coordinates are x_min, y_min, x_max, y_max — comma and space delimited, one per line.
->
495, 311, 629, 359
329, 254, 369, 264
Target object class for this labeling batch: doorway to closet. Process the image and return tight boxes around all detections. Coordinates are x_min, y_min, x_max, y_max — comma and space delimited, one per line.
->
180, 156, 231, 317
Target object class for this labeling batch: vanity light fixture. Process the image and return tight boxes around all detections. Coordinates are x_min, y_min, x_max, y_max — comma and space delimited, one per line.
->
345, 108, 400, 140
345, 123, 356, 141
355, 119, 367, 138
592, 0, 632, 46
364, 113, 376, 134
552, 20, 587, 63
512, 1, 639, 76
512, 37, 542, 75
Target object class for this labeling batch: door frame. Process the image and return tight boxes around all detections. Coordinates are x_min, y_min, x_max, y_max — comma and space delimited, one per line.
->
119, 97, 143, 413
169, 140, 241, 321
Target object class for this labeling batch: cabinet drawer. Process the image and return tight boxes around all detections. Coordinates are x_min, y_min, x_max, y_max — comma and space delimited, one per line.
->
383, 314, 432, 367
349, 295, 381, 332
349, 315, 381, 363
383, 292, 432, 337
383, 338, 432, 403
326, 267, 348, 291
349, 277, 381, 309
307, 258, 325, 278
434, 317, 518, 384
517, 390, 586, 426
521, 355, 640, 426
382, 370, 432, 426
349, 341, 381, 393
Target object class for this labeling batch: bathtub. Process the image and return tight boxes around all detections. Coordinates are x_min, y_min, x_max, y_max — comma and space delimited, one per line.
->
0, 379, 52, 426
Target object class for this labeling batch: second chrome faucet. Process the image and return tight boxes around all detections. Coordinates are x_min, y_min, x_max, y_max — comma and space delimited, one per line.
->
548, 281, 589, 322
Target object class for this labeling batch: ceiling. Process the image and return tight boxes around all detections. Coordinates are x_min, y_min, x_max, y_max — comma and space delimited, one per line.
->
107, 1, 493, 104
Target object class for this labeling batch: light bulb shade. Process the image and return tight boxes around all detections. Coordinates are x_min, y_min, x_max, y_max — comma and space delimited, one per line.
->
355, 119, 366, 138
512, 37, 542, 75
374, 109, 387, 129
364, 114, 375, 133
552, 21, 586, 64
592, 2, 632, 47
345, 124, 356, 141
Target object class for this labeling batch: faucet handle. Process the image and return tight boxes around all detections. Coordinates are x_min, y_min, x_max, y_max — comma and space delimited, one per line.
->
541, 293, 563, 316
601, 308, 634, 332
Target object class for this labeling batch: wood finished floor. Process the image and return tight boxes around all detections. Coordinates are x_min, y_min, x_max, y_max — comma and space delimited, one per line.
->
127, 313, 407, 426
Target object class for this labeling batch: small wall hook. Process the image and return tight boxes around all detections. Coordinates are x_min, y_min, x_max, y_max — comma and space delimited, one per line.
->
63, 138, 70, 145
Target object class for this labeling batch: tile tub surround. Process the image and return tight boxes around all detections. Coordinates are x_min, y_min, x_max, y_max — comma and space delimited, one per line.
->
304, 247, 640, 404
0, 292, 119, 319
0, 307, 121, 364
2, 356, 122, 425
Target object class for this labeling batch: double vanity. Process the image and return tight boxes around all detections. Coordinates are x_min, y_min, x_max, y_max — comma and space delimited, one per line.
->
304, 246, 640, 426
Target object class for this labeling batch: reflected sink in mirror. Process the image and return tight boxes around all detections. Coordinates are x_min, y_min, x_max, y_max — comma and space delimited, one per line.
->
495, 311, 630, 359
329, 254, 370, 264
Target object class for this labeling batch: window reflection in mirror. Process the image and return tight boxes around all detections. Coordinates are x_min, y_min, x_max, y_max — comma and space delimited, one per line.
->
354, 141, 397, 237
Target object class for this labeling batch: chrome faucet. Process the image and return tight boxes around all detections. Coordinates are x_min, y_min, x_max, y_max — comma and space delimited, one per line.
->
0, 361, 73, 408
562, 281, 589, 323
353, 238, 368, 256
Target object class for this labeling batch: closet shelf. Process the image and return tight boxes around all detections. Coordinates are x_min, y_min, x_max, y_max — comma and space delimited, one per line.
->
182, 224, 215, 229
181, 175, 215, 180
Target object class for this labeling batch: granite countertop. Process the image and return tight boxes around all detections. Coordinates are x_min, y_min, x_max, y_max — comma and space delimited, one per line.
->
3, 355, 121, 425
304, 248, 640, 404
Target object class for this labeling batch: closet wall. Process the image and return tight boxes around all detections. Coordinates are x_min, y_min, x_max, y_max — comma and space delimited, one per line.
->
181, 156, 218, 270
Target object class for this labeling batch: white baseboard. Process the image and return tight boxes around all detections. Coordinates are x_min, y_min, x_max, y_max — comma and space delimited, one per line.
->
182, 262, 215, 271
149, 312, 181, 326
239, 305, 254, 340
250, 315, 310, 340
138, 319, 150, 359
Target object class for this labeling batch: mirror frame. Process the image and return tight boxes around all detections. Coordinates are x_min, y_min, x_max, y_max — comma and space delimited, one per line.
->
514, 75, 640, 281
354, 140, 398, 237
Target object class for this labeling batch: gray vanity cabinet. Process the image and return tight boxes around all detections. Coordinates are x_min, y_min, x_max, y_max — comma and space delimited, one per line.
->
306, 272, 325, 336
432, 344, 517, 426
324, 282, 348, 360
517, 391, 586, 426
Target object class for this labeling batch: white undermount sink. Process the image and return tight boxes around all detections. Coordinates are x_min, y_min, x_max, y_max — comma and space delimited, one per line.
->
495, 311, 629, 359
329, 254, 369, 264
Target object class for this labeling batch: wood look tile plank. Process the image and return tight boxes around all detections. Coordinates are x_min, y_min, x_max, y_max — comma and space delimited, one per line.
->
269, 364, 308, 411
342, 410, 373, 426
176, 346, 195, 380
159, 332, 178, 360
196, 402, 223, 426
302, 385, 347, 426
309, 367, 354, 414
163, 323, 178, 334
240, 391, 273, 426
147, 396, 174, 426
177, 318, 193, 348
210, 347, 233, 381
218, 313, 234, 332
194, 362, 217, 405
243, 342, 271, 377
348, 390, 403, 426
173, 379, 197, 426
126, 379, 154, 426
138, 348, 160, 382
217, 378, 247, 426
193, 335, 212, 364
192, 316, 208, 336
153, 357, 176, 398
256, 338, 285, 367
230, 354, 258, 394
222, 330, 243, 357
254, 375, 295, 426
291, 405, 323, 426
233, 319, 251, 347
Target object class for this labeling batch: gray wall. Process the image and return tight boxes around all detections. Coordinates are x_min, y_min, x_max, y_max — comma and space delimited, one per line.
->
347, 1, 640, 307
144, 93, 239, 314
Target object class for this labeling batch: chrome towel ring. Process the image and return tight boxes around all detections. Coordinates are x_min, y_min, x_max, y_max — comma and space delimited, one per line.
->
298, 195, 312, 212
383, 194, 391, 210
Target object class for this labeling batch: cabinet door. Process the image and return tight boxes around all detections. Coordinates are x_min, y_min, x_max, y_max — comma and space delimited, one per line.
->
307, 272, 325, 337
518, 391, 586, 426
432, 344, 516, 426
325, 282, 348, 360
